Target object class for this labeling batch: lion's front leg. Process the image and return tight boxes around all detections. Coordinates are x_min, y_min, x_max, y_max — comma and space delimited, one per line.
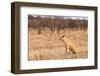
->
65, 45, 71, 54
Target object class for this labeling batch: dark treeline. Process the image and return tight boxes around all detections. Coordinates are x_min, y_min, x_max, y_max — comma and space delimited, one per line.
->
28, 15, 88, 34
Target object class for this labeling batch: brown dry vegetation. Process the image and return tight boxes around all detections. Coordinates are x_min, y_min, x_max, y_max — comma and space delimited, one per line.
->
28, 29, 88, 60
28, 15, 88, 61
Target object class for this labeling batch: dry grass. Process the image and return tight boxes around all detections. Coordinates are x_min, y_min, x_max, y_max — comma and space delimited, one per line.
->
28, 28, 88, 60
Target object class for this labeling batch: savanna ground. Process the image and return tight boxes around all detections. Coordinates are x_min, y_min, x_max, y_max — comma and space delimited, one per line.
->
28, 28, 88, 60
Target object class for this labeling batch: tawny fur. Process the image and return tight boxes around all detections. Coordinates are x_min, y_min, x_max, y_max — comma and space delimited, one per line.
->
59, 35, 79, 54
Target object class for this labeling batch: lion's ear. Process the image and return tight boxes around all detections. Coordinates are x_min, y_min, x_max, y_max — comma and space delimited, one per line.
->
62, 35, 65, 38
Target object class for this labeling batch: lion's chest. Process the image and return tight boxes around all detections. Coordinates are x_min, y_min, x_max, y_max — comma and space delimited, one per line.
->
64, 39, 73, 46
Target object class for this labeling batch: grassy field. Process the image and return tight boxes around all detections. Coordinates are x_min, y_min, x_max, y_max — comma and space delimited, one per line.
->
28, 28, 88, 60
